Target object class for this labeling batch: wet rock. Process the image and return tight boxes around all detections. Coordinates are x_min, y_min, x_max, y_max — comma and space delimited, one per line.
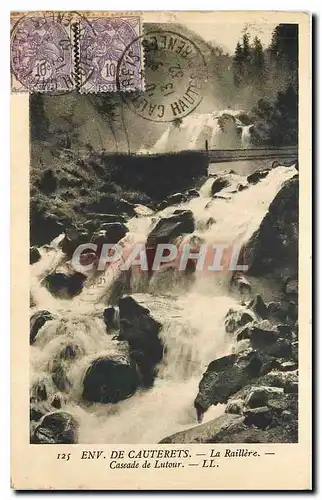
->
247, 294, 268, 319
230, 273, 252, 294
118, 295, 163, 386
30, 246, 41, 264
263, 338, 293, 359
103, 306, 120, 330
243, 177, 298, 277
284, 379, 298, 394
247, 169, 270, 184
31, 411, 79, 444
84, 214, 127, 232
232, 338, 252, 353
134, 204, 154, 217
225, 399, 244, 415
159, 414, 242, 444
167, 192, 187, 205
211, 177, 230, 196
224, 308, 254, 334
98, 222, 128, 244
162, 390, 298, 443
89, 196, 136, 217
44, 272, 85, 297
146, 210, 194, 246
30, 310, 54, 344
30, 212, 65, 246
194, 349, 262, 413
52, 364, 71, 392
244, 406, 272, 429
279, 360, 298, 372
82, 354, 140, 404
249, 321, 279, 348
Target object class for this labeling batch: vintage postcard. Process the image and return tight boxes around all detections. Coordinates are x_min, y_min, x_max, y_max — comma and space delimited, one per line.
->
11, 11, 312, 490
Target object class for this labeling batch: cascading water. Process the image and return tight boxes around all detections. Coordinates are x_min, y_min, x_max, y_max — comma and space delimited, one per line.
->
30, 162, 297, 443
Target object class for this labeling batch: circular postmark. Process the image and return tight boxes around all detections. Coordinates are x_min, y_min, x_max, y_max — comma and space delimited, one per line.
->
117, 30, 207, 123
10, 12, 95, 94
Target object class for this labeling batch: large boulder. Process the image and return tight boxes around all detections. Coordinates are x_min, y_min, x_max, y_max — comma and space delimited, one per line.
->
146, 210, 194, 246
91, 222, 128, 247
82, 354, 140, 404
118, 296, 163, 386
194, 349, 263, 418
44, 272, 85, 297
31, 411, 79, 444
30, 310, 54, 344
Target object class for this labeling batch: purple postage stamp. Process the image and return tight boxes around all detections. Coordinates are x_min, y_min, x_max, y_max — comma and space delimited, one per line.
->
11, 13, 75, 93
77, 16, 143, 93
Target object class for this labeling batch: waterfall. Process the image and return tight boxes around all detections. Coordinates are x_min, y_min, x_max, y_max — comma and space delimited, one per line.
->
144, 110, 254, 153
30, 162, 297, 443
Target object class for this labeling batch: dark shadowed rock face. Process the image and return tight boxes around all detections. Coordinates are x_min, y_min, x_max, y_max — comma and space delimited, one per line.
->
30, 310, 54, 344
146, 210, 195, 246
82, 355, 140, 404
244, 176, 298, 281
118, 296, 163, 387
247, 169, 270, 184
31, 411, 79, 444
